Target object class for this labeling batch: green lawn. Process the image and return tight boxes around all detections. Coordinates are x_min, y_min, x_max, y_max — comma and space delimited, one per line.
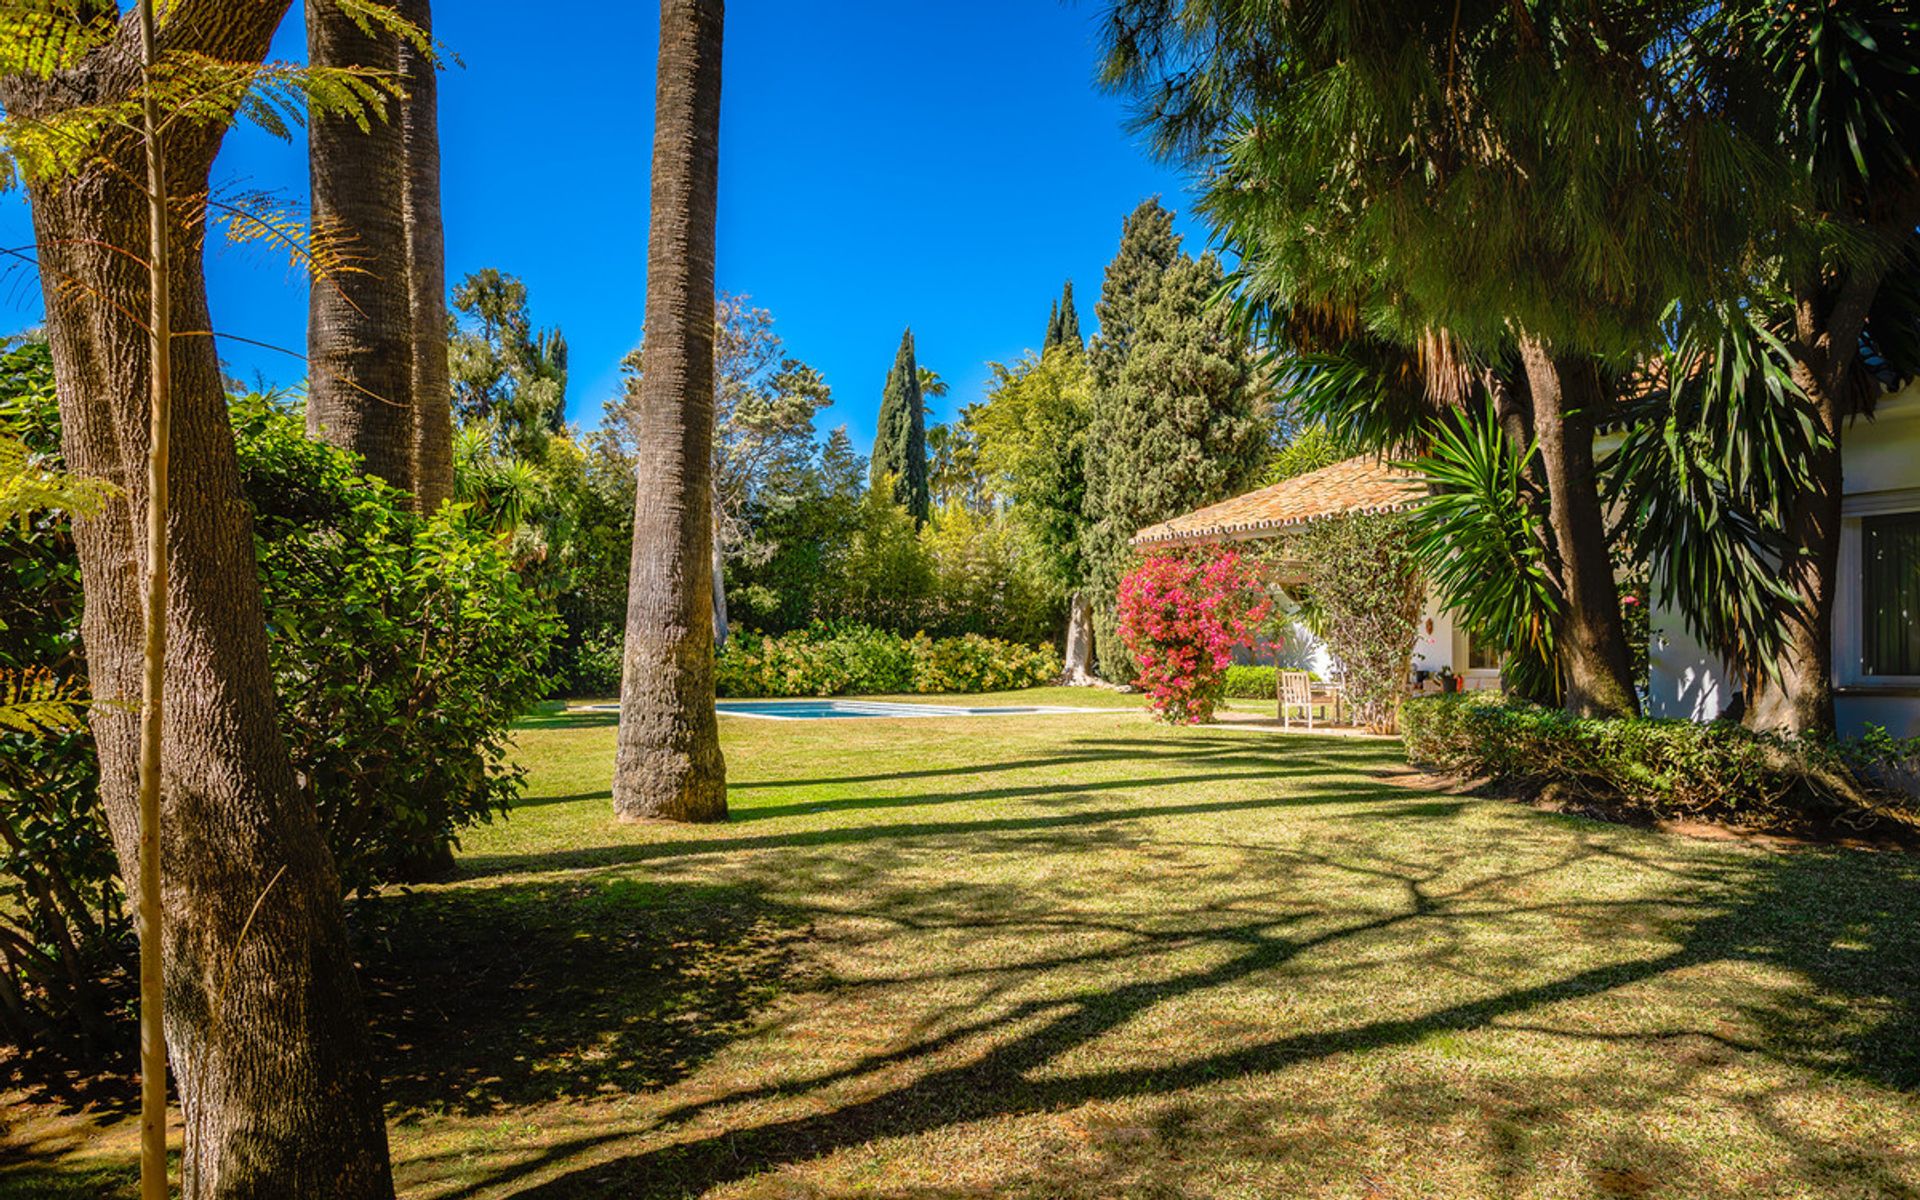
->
6, 696, 1919, 1198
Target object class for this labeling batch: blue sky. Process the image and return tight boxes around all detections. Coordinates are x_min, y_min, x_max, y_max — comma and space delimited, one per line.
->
0, 1, 1210, 452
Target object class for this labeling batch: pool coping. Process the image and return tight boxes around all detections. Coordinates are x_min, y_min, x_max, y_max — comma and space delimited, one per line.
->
576, 699, 1119, 720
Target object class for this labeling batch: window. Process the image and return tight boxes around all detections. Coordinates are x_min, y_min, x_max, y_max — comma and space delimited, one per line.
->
1862, 512, 1920, 677
1467, 636, 1501, 671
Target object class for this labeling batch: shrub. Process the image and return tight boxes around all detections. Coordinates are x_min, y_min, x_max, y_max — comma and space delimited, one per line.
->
1294, 512, 1422, 733
1, 376, 558, 1066
1223, 664, 1279, 699
1117, 551, 1273, 724
237, 396, 558, 892
715, 624, 1060, 697
1401, 693, 1920, 825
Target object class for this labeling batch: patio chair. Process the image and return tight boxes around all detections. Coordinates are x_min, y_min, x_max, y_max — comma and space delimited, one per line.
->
1278, 669, 1316, 730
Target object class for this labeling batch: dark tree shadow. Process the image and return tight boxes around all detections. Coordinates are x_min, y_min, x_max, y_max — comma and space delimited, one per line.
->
448, 833, 1920, 1199
352, 878, 810, 1120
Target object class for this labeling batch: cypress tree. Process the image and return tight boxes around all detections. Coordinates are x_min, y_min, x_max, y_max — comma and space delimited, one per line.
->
1058, 279, 1082, 350
1083, 250, 1268, 681
1090, 199, 1180, 390
870, 327, 930, 524
1044, 297, 1062, 350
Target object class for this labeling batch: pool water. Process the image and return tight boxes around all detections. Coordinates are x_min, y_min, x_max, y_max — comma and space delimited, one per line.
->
715, 699, 1093, 720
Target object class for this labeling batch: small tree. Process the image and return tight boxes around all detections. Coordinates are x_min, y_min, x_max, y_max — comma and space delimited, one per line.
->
1295, 513, 1422, 733
1117, 550, 1272, 724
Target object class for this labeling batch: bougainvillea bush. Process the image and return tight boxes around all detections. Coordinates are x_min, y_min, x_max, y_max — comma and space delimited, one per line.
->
1117, 551, 1273, 724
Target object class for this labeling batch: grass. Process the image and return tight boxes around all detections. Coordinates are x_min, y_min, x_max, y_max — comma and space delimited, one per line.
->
5, 695, 1919, 1198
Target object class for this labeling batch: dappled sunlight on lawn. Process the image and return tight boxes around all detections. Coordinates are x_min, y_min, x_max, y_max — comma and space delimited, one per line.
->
7, 709, 1918, 1199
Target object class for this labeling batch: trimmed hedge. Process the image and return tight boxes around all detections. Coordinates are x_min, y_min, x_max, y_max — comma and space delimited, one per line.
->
1402, 692, 1919, 825
1223, 665, 1276, 699
716, 625, 1062, 698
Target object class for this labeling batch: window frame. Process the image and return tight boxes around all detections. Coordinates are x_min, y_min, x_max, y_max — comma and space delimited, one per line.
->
1837, 491, 1920, 690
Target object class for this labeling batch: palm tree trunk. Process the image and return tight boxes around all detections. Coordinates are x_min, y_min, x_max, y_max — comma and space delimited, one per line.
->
1517, 340, 1639, 718
396, 0, 454, 513
613, 0, 728, 823
305, 0, 415, 490
1, 7, 395, 1197
711, 491, 730, 649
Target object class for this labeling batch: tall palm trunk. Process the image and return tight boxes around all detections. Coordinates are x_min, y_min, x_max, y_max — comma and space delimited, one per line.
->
305, 0, 415, 489
397, 0, 454, 513
0, 6, 396, 1197
1517, 340, 1640, 718
613, 0, 728, 823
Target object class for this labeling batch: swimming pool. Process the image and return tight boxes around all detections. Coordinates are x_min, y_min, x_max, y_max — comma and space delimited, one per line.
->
715, 699, 1099, 720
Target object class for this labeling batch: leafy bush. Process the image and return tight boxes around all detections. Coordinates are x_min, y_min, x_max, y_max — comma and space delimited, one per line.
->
237, 395, 559, 890
715, 624, 1060, 697
1223, 664, 1278, 699
1402, 693, 1920, 824
1, 372, 557, 1064
1294, 512, 1422, 732
1117, 551, 1273, 724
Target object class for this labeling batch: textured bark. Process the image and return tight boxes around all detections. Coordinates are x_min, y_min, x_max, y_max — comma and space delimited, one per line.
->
396, 0, 453, 513
0, 5, 396, 1198
1517, 341, 1640, 718
1062, 592, 1095, 684
613, 0, 728, 824
711, 491, 730, 649
305, 0, 415, 489
1745, 277, 1886, 736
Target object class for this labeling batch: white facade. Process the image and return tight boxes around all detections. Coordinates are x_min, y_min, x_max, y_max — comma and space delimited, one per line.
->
1260, 591, 1503, 694
1648, 379, 1920, 737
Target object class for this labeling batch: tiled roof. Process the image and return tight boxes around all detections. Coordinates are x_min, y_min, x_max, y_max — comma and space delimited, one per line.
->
1131, 455, 1426, 548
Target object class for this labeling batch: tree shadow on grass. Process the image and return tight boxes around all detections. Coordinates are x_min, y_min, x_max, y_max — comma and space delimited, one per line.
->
352, 878, 810, 1121
449, 834, 1920, 1199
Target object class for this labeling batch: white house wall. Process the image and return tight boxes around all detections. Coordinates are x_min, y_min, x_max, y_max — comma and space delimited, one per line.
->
1647, 379, 1920, 736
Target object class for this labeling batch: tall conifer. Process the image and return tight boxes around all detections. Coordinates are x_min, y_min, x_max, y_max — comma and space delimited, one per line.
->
870, 328, 930, 524
1058, 279, 1082, 350
1083, 236, 1267, 681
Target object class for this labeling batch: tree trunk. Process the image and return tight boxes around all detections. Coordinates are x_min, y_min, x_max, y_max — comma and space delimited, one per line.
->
396, 0, 454, 513
305, 0, 415, 490
710, 492, 730, 650
1745, 275, 1887, 736
1062, 591, 1094, 684
613, 0, 728, 824
1, 7, 396, 1197
1517, 340, 1640, 718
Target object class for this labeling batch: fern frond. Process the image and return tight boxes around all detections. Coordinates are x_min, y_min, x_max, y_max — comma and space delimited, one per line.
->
0, 667, 87, 737
0, 431, 113, 527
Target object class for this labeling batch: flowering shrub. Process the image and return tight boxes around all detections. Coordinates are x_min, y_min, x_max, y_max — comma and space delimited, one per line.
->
1117, 551, 1273, 724
715, 624, 1060, 697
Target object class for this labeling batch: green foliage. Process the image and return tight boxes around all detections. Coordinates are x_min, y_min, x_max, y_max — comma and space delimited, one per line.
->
1260, 421, 1353, 487
235, 395, 558, 892
450, 268, 570, 461
971, 347, 1095, 604
871, 328, 929, 524
1103, 0, 1798, 361
1405, 411, 1560, 695
1293, 513, 1422, 733
1222, 664, 1279, 699
1607, 307, 1823, 688
0, 339, 123, 1061
1083, 225, 1270, 681
715, 625, 1061, 698
1403, 693, 1920, 826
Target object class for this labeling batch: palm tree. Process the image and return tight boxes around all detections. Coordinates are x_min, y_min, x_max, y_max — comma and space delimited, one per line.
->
613, 0, 728, 823
0, 4, 396, 1196
398, 0, 454, 513
306, 0, 416, 489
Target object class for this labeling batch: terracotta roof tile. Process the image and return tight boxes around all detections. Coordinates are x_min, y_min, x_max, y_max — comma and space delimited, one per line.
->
1131, 455, 1425, 548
